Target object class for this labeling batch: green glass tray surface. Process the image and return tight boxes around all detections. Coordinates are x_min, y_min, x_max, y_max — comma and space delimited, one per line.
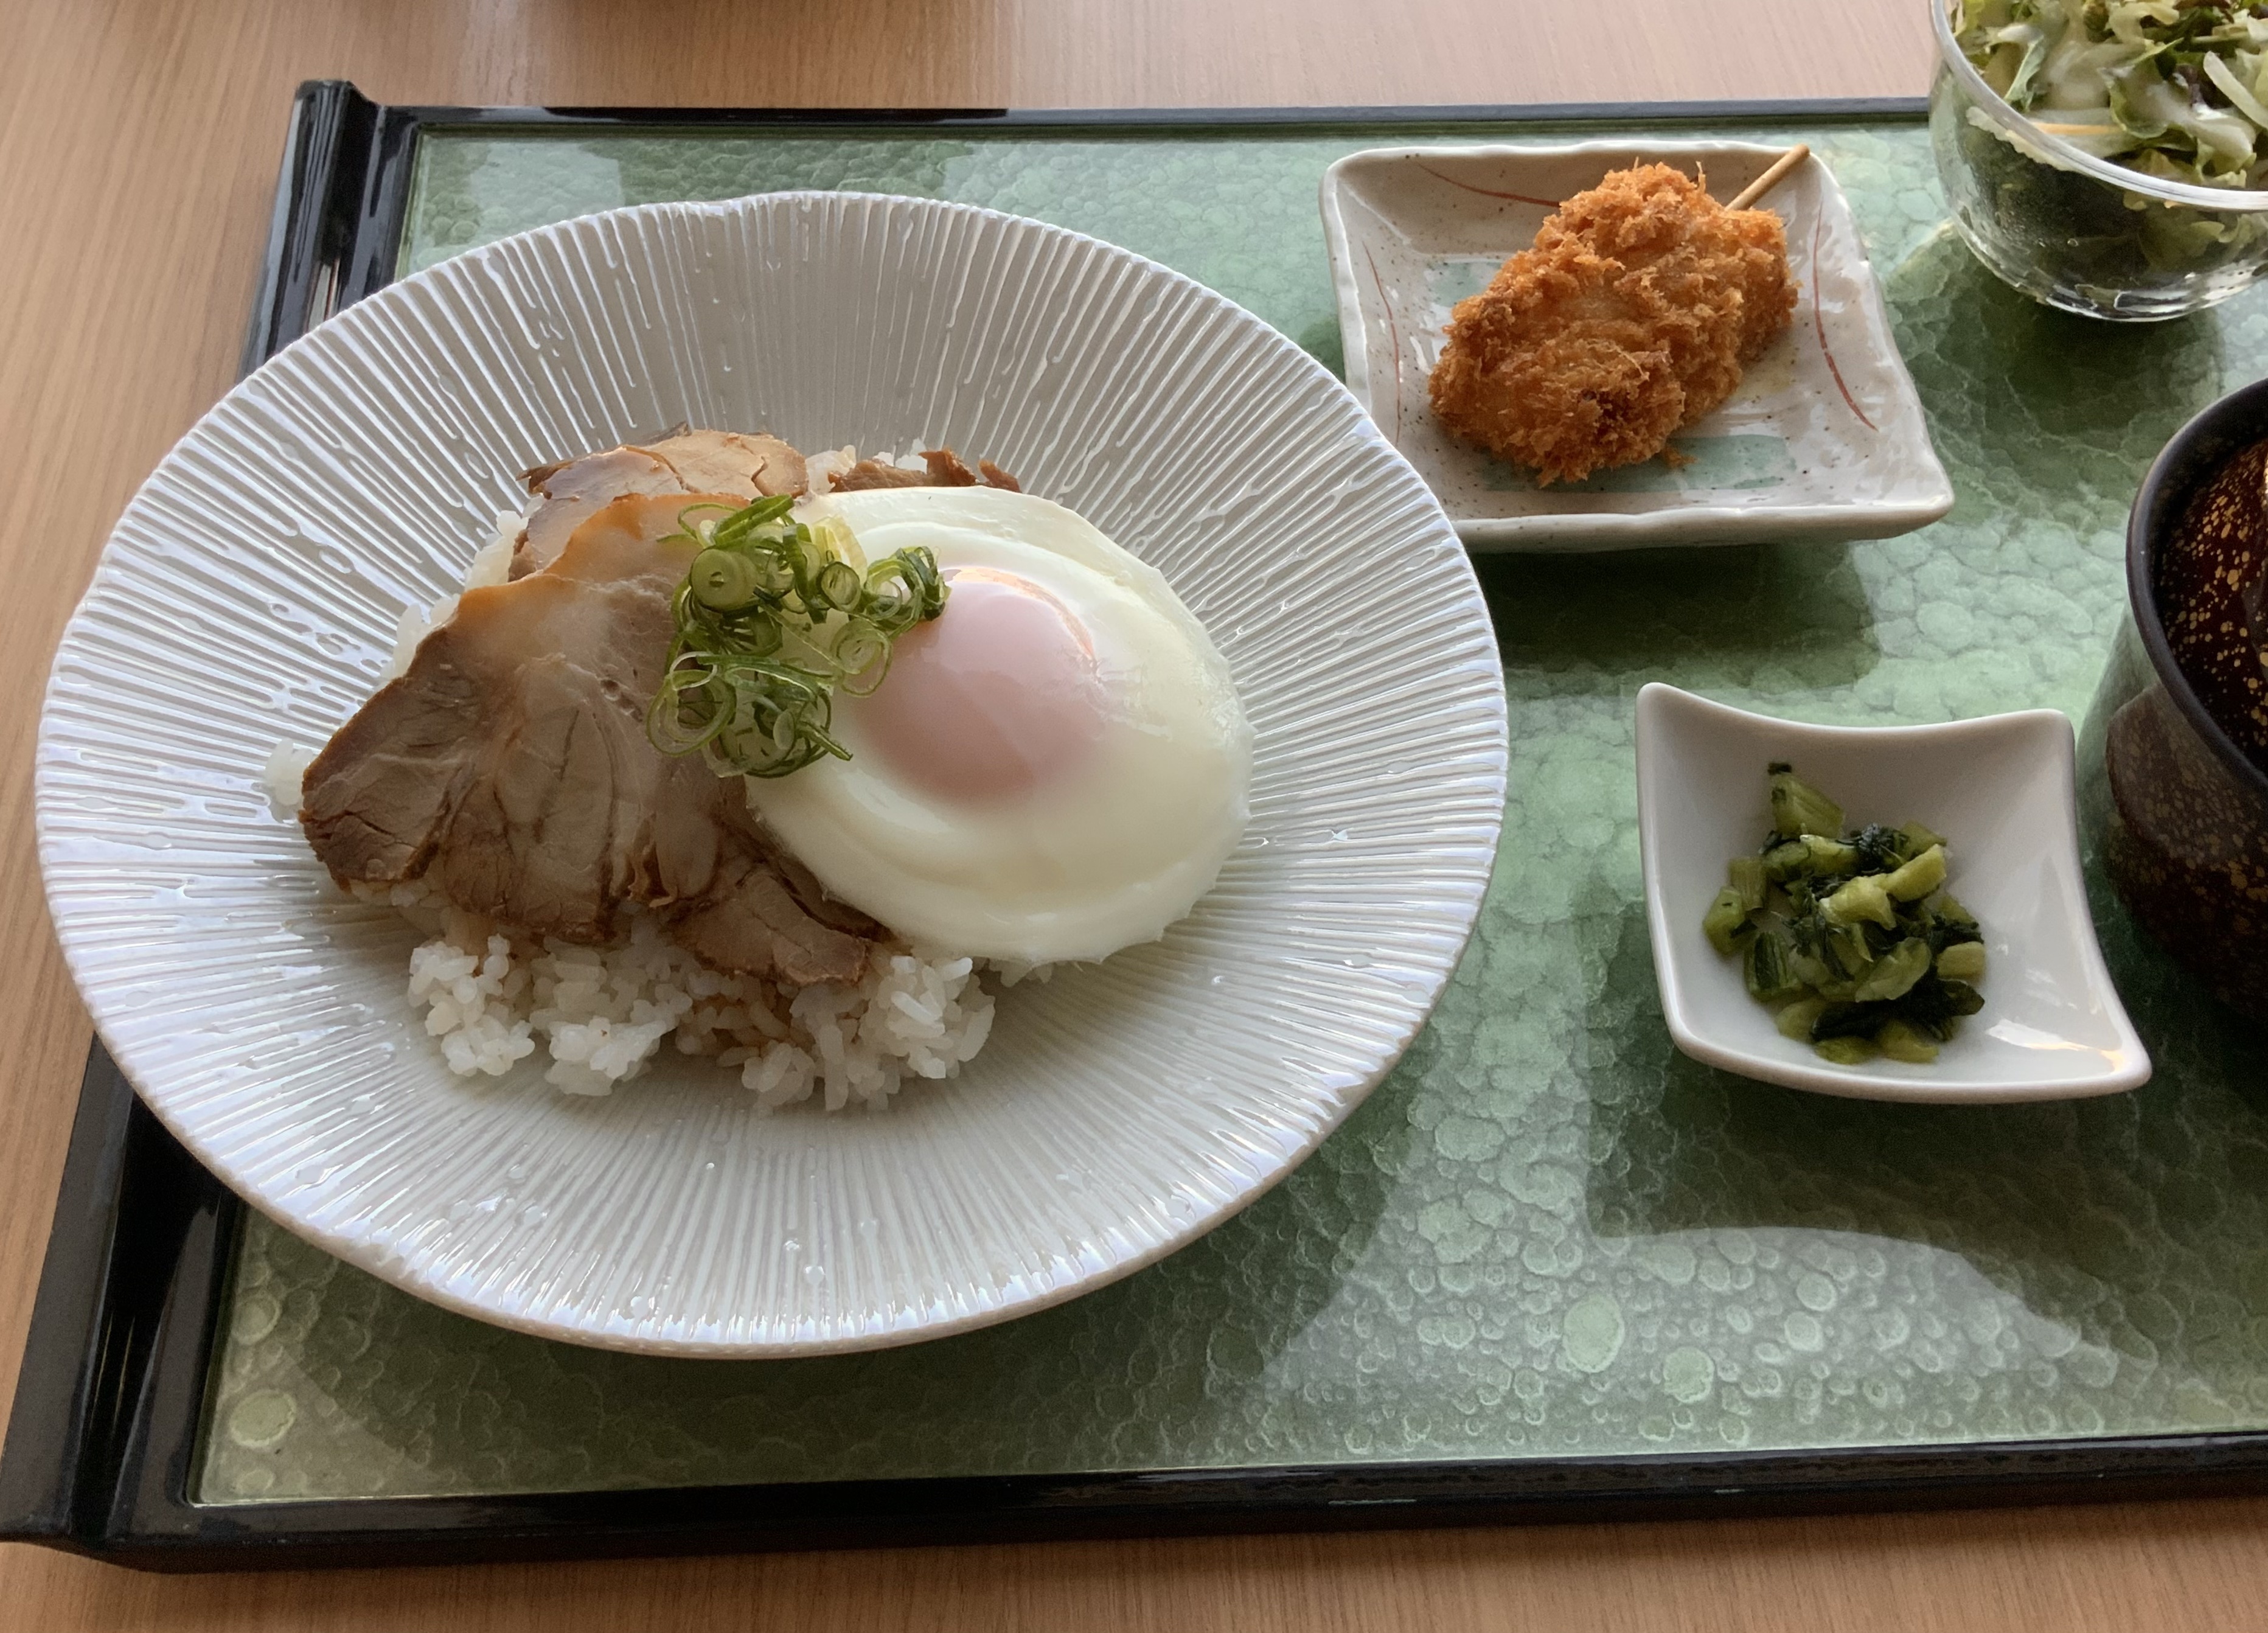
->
198, 113, 2268, 1506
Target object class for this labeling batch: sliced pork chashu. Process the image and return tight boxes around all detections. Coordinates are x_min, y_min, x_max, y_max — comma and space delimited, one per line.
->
514, 431, 807, 578
301, 492, 877, 984
515, 436, 1024, 574
829, 448, 1022, 492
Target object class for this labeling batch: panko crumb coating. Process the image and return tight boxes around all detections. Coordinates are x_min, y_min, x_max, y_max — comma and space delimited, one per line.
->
1427, 164, 1797, 486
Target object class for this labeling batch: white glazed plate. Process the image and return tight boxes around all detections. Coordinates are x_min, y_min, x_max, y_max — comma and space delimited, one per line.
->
36, 193, 1510, 1356
1635, 684, 2149, 1103
1320, 142, 1956, 552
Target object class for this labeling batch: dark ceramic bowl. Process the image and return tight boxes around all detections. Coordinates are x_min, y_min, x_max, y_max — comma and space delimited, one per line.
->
2082, 376, 2268, 1018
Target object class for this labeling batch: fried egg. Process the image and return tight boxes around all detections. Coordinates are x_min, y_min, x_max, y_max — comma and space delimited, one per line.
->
743, 486, 1251, 965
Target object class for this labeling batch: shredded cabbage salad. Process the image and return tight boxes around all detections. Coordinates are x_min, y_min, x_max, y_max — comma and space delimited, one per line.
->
1957, 0, 2268, 189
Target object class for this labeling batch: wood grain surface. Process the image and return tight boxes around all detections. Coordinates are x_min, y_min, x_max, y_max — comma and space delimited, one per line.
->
2, 0, 2261, 1627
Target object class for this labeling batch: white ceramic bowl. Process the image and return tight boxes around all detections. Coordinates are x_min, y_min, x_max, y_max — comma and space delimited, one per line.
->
1635, 684, 2148, 1103
1320, 141, 1955, 551
36, 193, 1509, 1356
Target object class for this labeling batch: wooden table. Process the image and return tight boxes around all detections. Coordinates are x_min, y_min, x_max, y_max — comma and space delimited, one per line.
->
2, 1, 2261, 1625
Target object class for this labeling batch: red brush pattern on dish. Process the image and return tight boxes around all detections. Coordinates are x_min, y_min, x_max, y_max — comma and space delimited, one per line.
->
1811, 217, 1876, 432
1413, 163, 1560, 207
1364, 242, 1404, 442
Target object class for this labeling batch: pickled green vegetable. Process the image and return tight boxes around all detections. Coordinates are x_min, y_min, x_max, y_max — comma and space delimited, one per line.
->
1762, 840, 1814, 882
1800, 834, 1862, 875
1699, 765, 1988, 1069
1937, 941, 1988, 982
1768, 763, 1844, 841
1775, 997, 1829, 1041
1852, 938, 1932, 1003
1728, 855, 1767, 913
1876, 1019, 1941, 1065
1824, 875, 1898, 930
1821, 921, 1876, 985
1884, 844, 1947, 902
1703, 889, 1752, 955
1815, 1036, 1876, 1067
1850, 824, 1911, 872
1745, 928, 1802, 1002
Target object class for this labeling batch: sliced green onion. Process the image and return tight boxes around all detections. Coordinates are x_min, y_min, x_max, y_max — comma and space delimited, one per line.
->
645, 498, 948, 779
816, 560, 862, 610
690, 548, 764, 611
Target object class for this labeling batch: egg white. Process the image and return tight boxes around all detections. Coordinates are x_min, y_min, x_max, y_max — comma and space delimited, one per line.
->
743, 486, 1252, 965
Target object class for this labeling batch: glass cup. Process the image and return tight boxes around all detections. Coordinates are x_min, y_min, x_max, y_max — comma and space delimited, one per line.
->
1929, 0, 2268, 321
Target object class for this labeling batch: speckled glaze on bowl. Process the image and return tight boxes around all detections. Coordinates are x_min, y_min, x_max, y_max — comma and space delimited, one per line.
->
2083, 376, 2268, 1018
35, 192, 1511, 1357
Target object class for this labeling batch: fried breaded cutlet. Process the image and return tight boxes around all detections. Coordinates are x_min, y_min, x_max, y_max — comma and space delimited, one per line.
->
1427, 164, 1797, 486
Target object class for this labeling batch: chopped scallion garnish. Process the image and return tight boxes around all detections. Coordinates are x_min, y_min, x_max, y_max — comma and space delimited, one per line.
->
645, 496, 947, 779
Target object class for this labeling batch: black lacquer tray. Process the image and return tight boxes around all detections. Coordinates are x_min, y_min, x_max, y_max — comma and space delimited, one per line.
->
8, 81, 2268, 1572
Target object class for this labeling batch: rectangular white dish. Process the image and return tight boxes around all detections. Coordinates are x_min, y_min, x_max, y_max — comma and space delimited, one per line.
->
1320, 141, 1956, 552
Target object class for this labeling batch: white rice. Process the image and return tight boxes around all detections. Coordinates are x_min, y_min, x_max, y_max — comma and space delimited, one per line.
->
383, 509, 520, 680
271, 488, 1029, 1110
804, 445, 856, 494
262, 741, 316, 820
364, 877, 998, 1110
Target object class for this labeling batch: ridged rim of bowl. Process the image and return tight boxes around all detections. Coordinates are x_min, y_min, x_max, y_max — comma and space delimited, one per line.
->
1930, 0, 2268, 214
35, 190, 1511, 1355
2126, 374, 2268, 808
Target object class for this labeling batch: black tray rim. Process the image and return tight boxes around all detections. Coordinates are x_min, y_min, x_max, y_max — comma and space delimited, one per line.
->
392, 95, 1936, 128
9, 78, 2268, 1575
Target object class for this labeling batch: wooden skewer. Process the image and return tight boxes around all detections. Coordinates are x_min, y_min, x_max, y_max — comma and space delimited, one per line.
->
1727, 144, 1811, 210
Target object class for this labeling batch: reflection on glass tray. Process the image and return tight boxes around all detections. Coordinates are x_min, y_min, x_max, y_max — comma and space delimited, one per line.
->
191, 116, 2268, 1507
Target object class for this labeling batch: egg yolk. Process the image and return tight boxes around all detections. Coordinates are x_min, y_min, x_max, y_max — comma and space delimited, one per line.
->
854, 568, 1105, 803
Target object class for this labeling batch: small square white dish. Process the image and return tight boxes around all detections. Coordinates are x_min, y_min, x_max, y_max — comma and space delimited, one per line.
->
1633, 683, 2151, 1104
1320, 142, 1956, 552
